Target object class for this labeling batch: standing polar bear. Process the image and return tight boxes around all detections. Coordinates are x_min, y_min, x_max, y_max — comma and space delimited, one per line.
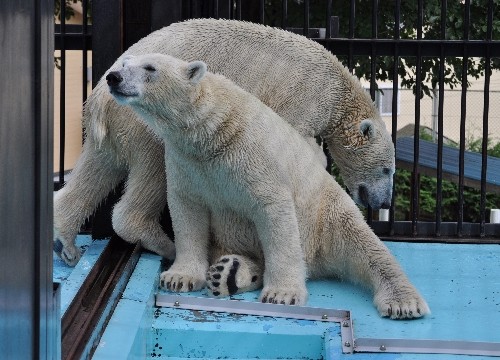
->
106, 53, 429, 319
54, 18, 395, 266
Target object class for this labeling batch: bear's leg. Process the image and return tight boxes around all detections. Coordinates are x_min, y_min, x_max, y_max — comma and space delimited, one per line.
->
254, 202, 309, 305
112, 158, 175, 260
206, 255, 263, 297
327, 212, 430, 319
54, 140, 126, 266
159, 193, 210, 293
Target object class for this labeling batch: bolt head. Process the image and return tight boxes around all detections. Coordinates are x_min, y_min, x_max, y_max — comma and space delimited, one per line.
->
380, 345, 386, 351
344, 341, 351, 347
174, 301, 180, 307
322, 314, 328, 320
342, 320, 350, 327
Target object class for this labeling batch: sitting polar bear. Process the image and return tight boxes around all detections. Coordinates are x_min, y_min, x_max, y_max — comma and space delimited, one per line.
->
106, 53, 430, 320
54, 19, 394, 267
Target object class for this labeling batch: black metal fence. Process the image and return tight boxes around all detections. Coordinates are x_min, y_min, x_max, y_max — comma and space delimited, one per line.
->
54, 0, 500, 240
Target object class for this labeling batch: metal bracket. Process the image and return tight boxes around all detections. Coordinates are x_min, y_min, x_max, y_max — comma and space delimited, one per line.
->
155, 294, 355, 354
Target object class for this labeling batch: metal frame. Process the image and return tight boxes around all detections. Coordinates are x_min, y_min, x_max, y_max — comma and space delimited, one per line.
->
156, 295, 500, 357
155, 294, 355, 354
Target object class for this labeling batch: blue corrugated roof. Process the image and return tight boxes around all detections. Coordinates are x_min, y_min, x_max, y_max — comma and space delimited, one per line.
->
396, 137, 500, 191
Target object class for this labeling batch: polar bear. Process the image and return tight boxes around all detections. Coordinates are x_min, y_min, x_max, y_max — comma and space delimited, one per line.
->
54, 18, 394, 266
106, 53, 429, 319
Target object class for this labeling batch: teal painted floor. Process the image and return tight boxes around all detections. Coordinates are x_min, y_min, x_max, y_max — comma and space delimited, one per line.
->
55, 240, 500, 359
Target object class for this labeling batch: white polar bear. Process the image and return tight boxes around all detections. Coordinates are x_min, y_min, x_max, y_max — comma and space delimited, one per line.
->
106, 53, 429, 319
54, 18, 394, 266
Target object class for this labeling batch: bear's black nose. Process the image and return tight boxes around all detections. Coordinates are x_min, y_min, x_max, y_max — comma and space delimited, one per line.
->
106, 71, 123, 86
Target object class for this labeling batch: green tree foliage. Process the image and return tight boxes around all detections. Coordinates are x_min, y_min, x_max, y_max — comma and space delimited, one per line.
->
54, 0, 91, 22
264, 0, 500, 97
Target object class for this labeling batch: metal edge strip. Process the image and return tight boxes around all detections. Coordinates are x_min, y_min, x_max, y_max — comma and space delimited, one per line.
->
354, 337, 500, 357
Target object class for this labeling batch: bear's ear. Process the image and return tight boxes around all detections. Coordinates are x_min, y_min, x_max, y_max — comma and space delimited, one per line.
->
359, 119, 375, 139
186, 61, 207, 84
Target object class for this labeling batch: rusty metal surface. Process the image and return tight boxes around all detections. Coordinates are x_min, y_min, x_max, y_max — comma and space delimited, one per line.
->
61, 236, 141, 359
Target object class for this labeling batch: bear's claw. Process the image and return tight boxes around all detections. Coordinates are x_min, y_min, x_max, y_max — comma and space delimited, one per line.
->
259, 285, 308, 306
160, 270, 205, 293
53, 237, 81, 267
375, 287, 430, 320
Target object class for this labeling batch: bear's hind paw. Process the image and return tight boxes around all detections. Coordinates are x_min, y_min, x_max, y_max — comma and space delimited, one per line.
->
206, 255, 262, 298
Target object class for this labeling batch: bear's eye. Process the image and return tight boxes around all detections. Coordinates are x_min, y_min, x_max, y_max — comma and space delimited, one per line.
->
144, 64, 156, 72
382, 167, 391, 175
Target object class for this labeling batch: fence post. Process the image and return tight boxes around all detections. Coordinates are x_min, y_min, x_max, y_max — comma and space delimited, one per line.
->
0, 0, 55, 358
92, 0, 123, 85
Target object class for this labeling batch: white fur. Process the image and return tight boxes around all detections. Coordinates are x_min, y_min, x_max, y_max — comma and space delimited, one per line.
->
109, 53, 429, 319
53, 19, 393, 266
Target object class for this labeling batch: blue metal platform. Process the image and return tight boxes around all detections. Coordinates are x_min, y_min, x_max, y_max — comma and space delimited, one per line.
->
53, 235, 109, 316
85, 241, 500, 359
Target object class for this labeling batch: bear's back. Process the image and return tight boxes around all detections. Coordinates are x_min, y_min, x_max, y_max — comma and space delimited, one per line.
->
102, 18, 376, 138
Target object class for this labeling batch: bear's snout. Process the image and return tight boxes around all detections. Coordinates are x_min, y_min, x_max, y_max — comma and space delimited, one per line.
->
106, 71, 123, 87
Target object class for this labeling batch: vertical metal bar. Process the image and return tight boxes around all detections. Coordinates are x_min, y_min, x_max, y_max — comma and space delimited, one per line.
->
213, 0, 219, 18
412, 0, 423, 236
480, 0, 493, 237
59, 0, 66, 186
35, 0, 55, 357
325, 0, 332, 38
81, 0, 88, 146
436, 0, 447, 236
259, 0, 264, 24
82, 0, 88, 103
236, 0, 241, 20
303, 0, 309, 37
282, 0, 288, 30
367, 0, 378, 225
457, 0, 471, 236
348, 0, 355, 72
390, 0, 401, 235
188, 0, 193, 18
369, 0, 377, 102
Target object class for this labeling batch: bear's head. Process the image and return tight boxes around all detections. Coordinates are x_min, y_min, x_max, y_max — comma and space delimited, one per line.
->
329, 119, 395, 210
106, 53, 207, 129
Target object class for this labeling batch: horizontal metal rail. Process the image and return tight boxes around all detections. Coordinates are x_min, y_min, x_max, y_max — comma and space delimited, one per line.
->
55, 24, 92, 50
318, 38, 500, 57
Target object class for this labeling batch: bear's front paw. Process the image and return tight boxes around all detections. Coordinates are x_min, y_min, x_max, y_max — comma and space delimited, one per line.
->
374, 286, 430, 320
206, 255, 263, 298
259, 285, 308, 306
53, 237, 81, 267
160, 270, 206, 292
